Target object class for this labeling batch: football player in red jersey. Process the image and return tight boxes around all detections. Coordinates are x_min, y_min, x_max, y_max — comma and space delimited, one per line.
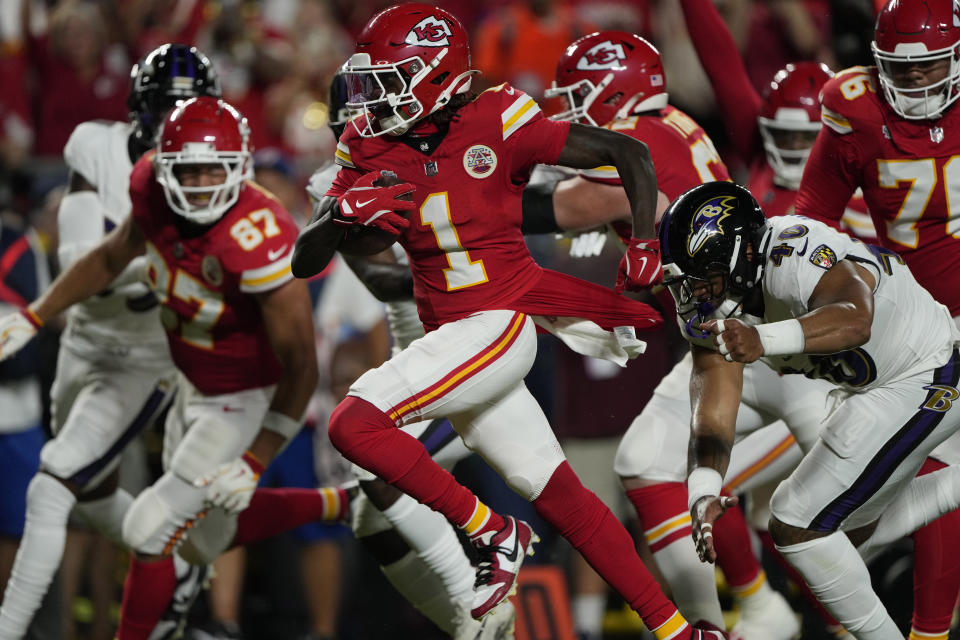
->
0, 96, 320, 640
679, 0, 875, 241
538, 31, 809, 640
542, 31, 730, 228
294, 5, 725, 639
792, 1, 960, 638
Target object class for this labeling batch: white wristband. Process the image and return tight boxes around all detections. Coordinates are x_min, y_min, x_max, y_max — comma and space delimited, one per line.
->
687, 467, 724, 510
262, 410, 302, 439
755, 319, 805, 356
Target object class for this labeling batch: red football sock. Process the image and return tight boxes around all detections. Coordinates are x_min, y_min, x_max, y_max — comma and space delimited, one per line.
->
712, 492, 762, 589
328, 396, 502, 532
231, 487, 348, 548
116, 554, 177, 640
625, 482, 691, 552
534, 462, 680, 630
910, 457, 960, 636
757, 529, 841, 628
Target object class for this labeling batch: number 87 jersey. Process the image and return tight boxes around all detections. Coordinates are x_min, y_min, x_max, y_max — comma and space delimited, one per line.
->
328, 84, 571, 330
795, 65, 960, 317
130, 154, 300, 395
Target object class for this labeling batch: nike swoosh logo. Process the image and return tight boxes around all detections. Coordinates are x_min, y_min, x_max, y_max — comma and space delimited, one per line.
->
796, 239, 809, 257
222, 406, 244, 413
355, 197, 377, 208
500, 532, 520, 562
267, 245, 288, 261
634, 256, 647, 277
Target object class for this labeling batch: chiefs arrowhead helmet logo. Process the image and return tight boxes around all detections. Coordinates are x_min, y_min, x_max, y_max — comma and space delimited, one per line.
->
405, 16, 453, 47
576, 41, 627, 71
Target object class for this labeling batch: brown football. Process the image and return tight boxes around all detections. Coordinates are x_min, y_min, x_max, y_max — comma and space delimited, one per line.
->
338, 171, 411, 256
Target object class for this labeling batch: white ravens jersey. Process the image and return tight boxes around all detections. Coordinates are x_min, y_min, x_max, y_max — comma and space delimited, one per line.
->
60, 121, 171, 364
680, 215, 959, 392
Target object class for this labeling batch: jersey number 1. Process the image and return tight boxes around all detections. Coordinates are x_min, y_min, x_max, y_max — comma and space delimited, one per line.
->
420, 193, 489, 290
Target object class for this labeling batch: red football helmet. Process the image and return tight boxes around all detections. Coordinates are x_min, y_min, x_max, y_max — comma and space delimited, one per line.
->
343, 3, 475, 137
155, 97, 252, 224
545, 31, 667, 126
872, 0, 960, 120
757, 62, 833, 189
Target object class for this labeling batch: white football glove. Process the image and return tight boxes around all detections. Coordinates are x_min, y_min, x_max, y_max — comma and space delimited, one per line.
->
194, 451, 264, 515
0, 310, 41, 361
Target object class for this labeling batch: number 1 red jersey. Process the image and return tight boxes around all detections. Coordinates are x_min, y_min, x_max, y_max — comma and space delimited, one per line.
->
795, 66, 960, 315
329, 84, 571, 329
129, 155, 300, 394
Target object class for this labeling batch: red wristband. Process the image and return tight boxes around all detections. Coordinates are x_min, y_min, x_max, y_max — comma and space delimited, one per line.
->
21, 308, 43, 329
241, 450, 265, 476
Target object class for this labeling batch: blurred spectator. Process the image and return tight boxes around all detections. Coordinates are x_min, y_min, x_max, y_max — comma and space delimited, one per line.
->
118, 0, 210, 58
198, 0, 293, 151
261, 0, 349, 175
0, 202, 57, 639
576, 0, 647, 34
473, 0, 594, 109
28, 1, 130, 157
731, 0, 837, 94
0, 0, 33, 169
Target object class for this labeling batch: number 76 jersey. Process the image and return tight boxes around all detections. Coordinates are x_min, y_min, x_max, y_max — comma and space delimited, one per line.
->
795, 65, 960, 316
129, 155, 299, 395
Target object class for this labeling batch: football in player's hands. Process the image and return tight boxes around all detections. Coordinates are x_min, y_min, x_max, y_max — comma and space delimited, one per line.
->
339, 170, 415, 255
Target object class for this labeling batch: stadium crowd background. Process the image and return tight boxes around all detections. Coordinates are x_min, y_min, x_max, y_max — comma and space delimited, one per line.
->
0, 1, 914, 639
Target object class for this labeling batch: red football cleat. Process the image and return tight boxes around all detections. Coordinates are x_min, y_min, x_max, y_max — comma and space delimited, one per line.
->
470, 516, 539, 619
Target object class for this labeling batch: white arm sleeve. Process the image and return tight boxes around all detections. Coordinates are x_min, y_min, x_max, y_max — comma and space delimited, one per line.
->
56, 190, 105, 271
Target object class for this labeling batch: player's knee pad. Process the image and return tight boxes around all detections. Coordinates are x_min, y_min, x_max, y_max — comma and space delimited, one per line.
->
613, 409, 687, 483
167, 416, 245, 483
26, 472, 77, 523
503, 455, 563, 501
176, 509, 237, 565
122, 473, 204, 555
351, 492, 393, 538
39, 428, 120, 490
769, 475, 814, 533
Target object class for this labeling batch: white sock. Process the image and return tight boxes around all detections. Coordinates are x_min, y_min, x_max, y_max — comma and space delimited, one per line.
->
381, 494, 474, 603
0, 474, 76, 640
651, 535, 724, 626
733, 572, 774, 615
776, 532, 901, 637
571, 593, 605, 637
381, 550, 462, 635
857, 466, 960, 561
75, 488, 134, 546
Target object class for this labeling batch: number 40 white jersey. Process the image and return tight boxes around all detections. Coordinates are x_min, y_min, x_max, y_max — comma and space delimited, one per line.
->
758, 215, 958, 391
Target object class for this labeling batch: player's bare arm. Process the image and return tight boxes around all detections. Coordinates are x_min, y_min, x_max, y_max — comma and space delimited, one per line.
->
252, 277, 320, 465
31, 215, 145, 324
689, 344, 743, 479
551, 176, 631, 231
688, 343, 743, 563
702, 260, 875, 363
556, 123, 658, 237
292, 195, 342, 279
